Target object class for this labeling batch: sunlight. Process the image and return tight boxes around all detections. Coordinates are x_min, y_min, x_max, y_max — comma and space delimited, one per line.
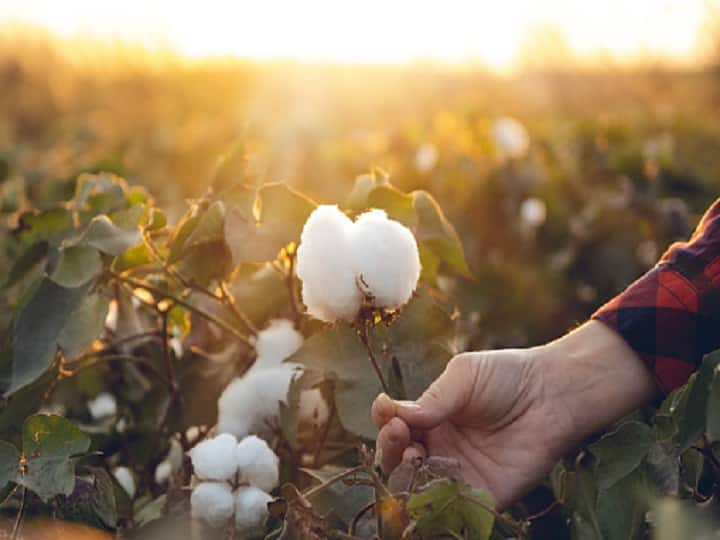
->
0, 0, 715, 69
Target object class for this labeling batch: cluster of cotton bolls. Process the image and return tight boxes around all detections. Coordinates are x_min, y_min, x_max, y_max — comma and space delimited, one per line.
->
492, 116, 530, 159
189, 433, 279, 533
296, 206, 421, 323
217, 319, 329, 440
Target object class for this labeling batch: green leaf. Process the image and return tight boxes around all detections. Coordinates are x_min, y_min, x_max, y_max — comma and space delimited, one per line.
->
406, 478, 495, 540
588, 421, 655, 490
0, 440, 19, 492
8, 278, 89, 395
19, 414, 91, 501
50, 246, 102, 288
2, 241, 48, 289
113, 241, 153, 272
72, 215, 142, 256
74, 172, 127, 209
705, 350, 720, 442
57, 468, 117, 530
19, 207, 74, 244
134, 494, 167, 527
675, 351, 720, 449
224, 183, 315, 265
58, 291, 110, 359
185, 201, 226, 248
146, 208, 167, 231
167, 213, 200, 264
595, 467, 648, 540
412, 190, 470, 276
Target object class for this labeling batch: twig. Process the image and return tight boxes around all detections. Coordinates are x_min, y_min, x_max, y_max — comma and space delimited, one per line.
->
159, 309, 182, 435
10, 487, 26, 540
302, 465, 366, 499
356, 324, 390, 396
349, 500, 376, 536
107, 271, 251, 346
61, 354, 171, 388
284, 247, 303, 325
313, 397, 337, 468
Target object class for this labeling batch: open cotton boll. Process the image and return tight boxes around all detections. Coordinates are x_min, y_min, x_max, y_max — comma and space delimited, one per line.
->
217, 365, 298, 439
236, 435, 280, 492
253, 319, 303, 370
113, 467, 136, 499
188, 433, 239, 481
235, 486, 272, 534
191, 482, 235, 528
298, 388, 330, 428
351, 210, 420, 309
88, 392, 117, 420
492, 117, 530, 159
296, 205, 362, 322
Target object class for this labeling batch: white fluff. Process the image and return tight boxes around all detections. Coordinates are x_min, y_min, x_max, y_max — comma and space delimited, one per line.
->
296, 206, 421, 322
154, 460, 173, 484
492, 117, 530, 159
254, 319, 303, 370
296, 205, 363, 322
188, 433, 239, 481
298, 388, 330, 429
520, 198, 547, 228
216, 365, 297, 439
191, 482, 235, 528
351, 210, 421, 309
235, 435, 280, 492
113, 466, 136, 499
234, 486, 272, 533
88, 392, 117, 420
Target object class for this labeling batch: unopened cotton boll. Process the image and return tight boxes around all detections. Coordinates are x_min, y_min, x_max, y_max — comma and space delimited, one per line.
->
191, 482, 235, 528
217, 365, 298, 439
235, 435, 279, 492
188, 433, 239, 481
298, 388, 329, 428
296, 205, 362, 322
235, 486, 272, 534
113, 467, 136, 499
253, 319, 303, 370
492, 117, 530, 159
88, 392, 117, 420
351, 210, 420, 309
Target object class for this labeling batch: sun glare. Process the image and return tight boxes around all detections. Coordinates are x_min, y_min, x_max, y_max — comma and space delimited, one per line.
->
0, 0, 715, 69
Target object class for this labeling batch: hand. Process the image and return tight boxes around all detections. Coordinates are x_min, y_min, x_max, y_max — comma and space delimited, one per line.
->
372, 321, 657, 508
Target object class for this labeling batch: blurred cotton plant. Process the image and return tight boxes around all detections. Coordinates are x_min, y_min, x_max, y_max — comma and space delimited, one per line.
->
492, 116, 530, 159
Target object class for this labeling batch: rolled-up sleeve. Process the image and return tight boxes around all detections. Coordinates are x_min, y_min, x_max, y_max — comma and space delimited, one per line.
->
592, 199, 720, 394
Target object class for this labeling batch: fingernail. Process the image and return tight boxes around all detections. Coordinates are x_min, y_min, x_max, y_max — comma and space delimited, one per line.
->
395, 400, 421, 411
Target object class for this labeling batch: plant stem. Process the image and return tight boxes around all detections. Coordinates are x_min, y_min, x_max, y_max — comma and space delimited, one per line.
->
357, 324, 391, 397
107, 271, 252, 346
10, 487, 26, 540
313, 397, 337, 468
302, 465, 366, 499
61, 354, 171, 388
219, 281, 258, 334
284, 247, 303, 325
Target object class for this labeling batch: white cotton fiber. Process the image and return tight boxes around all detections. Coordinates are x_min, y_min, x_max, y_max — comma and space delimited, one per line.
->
298, 388, 330, 429
188, 433, 239, 481
234, 486, 272, 533
296, 205, 421, 322
235, 435, 280, 492
88, 392, 117, 420
113, 466, 136, 499
154, 460, 173, 484
191, 482, 235, 528
253, 319, 303, 370
216, 365, 297, 439
351, 210, 421, 309
492, 117, 530, 159
296, 205, 363, 322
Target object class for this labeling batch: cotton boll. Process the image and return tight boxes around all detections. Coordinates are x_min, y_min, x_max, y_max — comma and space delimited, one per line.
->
519, 198, 547, 228
351, 210, 421, 309
235, 436, 279, 492
113, 467, 136, 499
296, 205, 362, 322
235, 486, 272, 534
188, 433, 239, 481
88, 392, 117, 420
492, 117, 530, 159
298, 388, 329, 429
191, 482, 235, 528
217, 365, 298, 439
154, 460, 173, 485
254, 319, 303, 370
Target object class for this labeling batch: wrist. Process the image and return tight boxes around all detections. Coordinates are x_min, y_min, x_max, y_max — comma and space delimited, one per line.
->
531, 321, 657, 447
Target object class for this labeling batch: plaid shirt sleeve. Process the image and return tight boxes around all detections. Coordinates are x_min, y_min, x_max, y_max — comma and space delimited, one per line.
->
592, 199, 720, 394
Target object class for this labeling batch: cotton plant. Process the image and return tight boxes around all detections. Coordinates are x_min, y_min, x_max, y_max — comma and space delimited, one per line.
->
188, 433, 278, 533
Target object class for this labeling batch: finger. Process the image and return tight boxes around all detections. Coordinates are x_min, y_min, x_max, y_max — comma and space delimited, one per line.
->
376, 417, 411, 473
402, 442, 427, 465
371, 393, 396, 429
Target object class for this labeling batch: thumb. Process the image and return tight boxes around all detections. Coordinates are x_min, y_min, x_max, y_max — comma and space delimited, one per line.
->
393, 354, 472, 430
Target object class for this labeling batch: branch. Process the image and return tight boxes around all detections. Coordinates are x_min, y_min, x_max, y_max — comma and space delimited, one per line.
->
10, 487, 26, 540
356, 324, 390, 396
302, 465, 366, 499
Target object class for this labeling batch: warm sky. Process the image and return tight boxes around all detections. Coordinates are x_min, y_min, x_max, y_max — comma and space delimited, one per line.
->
0, 0, 716, 70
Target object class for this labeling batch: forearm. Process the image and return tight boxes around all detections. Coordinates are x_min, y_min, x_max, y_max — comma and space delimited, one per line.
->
534, 321, 657, 445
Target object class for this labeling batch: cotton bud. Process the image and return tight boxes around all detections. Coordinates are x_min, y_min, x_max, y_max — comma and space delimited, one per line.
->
88, 392, 117, 420
235, 435, 280, 492
254, 319, 303, 370
351, 210, 420, 308
113, 466, 136, 499
191, 482, 235, 528
234, 486, 272, 534
188, 433, 239, 481
492, 117, 530, 159
299, 388, 329, 429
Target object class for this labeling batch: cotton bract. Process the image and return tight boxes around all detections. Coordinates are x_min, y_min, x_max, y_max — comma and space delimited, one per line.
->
296, 206, 421, 322
188, 433, 239, 481
191, 482, 235, 528
254, 319, 303, 370
235, 486, 272, 534
235, 435, 280, 492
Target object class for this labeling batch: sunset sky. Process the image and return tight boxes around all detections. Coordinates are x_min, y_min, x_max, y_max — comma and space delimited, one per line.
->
0, 0, 716, 69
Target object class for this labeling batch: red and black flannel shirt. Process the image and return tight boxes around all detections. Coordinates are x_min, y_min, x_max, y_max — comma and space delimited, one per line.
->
592, 199, 720, 394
